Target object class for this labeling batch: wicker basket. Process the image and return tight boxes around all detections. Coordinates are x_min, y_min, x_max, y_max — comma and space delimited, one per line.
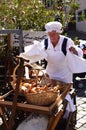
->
11, 63, 50, 90
25, 90, 58, 106
11, 63, 67, 106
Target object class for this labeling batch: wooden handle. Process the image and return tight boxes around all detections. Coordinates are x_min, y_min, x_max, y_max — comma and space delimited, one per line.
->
0, 90, 13, 100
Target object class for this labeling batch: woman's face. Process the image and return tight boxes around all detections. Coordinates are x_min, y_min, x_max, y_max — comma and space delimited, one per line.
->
48, 30, 59, 45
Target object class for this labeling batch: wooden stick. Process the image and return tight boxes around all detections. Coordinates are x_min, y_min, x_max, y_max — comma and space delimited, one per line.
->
0, 107, 9, 130
8, 58, 24, 130
0, 90, 13, 100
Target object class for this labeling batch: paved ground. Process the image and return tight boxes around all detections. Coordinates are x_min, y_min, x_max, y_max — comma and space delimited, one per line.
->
75, 84, 86, 130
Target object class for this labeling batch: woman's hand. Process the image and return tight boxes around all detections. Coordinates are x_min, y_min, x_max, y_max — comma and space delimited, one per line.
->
69, 46, 78, 55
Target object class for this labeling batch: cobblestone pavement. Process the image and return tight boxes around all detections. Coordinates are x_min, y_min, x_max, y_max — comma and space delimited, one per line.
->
75, 85, 86, 130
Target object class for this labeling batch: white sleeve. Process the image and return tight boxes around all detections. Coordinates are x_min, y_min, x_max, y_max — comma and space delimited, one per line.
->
67, 50, 86, 73
67, 38, 83, 57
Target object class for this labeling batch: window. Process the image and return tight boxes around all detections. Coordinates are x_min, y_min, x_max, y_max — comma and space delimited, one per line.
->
77, 11, 82, 22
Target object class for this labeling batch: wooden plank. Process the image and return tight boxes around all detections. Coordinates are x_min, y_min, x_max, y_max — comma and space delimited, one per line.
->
8, 59, 25, 130
0, 100, 52, 115
47, 108, 63, 130
0, 29, 21, 34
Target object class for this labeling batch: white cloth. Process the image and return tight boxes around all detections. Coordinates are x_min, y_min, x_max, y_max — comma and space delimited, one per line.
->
67, 50, 86, 73
20, 40, 47, 63
65, 94, 76, 112
16, 114, 48, 130
63, 93, 76, 119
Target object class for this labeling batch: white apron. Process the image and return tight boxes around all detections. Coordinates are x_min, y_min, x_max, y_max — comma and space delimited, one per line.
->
45, 40, 72, 83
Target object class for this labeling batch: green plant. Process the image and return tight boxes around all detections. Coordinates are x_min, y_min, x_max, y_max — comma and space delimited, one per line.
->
0, 0, 54, 30
0, 0, 80, 31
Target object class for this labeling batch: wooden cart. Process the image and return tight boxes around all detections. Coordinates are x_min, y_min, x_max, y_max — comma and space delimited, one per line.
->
0, 58, 76, 130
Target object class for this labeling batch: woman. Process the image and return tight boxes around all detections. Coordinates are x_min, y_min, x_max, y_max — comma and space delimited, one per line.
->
40, 21, 83, 83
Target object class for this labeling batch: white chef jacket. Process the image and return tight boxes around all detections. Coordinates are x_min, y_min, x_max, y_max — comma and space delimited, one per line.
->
40, 35, 83, 83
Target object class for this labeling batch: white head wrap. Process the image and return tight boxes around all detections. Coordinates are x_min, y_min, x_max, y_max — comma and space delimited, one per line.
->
45, 21, 63, 33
